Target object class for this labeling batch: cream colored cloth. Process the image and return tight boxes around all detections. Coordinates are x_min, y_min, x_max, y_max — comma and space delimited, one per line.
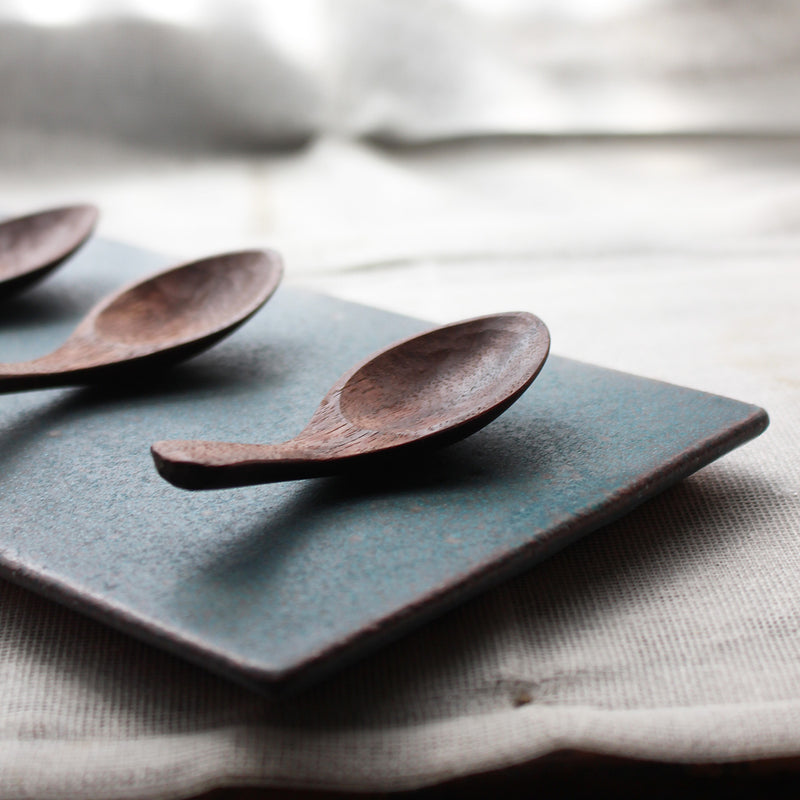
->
0, 182, 797, 797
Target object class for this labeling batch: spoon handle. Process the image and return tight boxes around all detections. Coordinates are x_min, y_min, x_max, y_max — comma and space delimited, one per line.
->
151, 439, 341, 490
0, 359, 77, 393
0, 342, 103, 392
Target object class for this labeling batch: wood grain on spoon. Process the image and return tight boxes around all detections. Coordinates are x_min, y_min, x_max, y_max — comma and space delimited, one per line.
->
152, 312, 550, 490
0, 249, 283, 392
0, 205, 99, 297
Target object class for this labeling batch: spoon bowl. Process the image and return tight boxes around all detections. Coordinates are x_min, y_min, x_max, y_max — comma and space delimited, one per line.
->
0, 205, 99, 298
152, 311, 550, 490
0, 249, 282, 393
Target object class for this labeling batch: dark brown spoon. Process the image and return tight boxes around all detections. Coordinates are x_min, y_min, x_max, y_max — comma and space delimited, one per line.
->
0, 250, 282, 393
0, 204, 99, 298
152, 311, 550, 490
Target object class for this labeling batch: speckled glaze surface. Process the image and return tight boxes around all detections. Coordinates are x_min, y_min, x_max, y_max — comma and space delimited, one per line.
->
0, 237, 768, 696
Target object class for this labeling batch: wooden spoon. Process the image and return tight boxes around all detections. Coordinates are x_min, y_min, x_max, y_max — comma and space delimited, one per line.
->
0, 204, 99, 298
0, 250, 282, 393
152, 311, 550, 490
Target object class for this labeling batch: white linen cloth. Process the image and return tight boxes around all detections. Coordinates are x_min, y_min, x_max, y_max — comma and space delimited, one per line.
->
1, 2, 799, 797
0, 136, 797, 799
3, 0, 800, 148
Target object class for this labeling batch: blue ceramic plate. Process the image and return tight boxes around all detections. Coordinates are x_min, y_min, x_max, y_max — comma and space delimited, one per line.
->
0, 237, 768, 695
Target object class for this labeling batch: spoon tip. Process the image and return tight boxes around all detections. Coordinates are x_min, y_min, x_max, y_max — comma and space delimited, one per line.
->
0, 202, 101, 295
151, 440, 227, 491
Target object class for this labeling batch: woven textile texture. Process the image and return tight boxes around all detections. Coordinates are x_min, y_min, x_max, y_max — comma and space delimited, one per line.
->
0, 240, 795, 798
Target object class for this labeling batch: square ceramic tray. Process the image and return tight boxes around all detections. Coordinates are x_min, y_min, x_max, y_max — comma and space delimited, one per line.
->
0, 237, 768, 695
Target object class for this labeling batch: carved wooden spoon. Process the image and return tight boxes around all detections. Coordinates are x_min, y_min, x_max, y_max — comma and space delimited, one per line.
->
0, 204, 99, 298
0, 250, 282, 393
152, 311, 550, 490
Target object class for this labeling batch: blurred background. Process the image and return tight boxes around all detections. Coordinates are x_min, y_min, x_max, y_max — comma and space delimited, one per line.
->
1, 0, 799, 370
